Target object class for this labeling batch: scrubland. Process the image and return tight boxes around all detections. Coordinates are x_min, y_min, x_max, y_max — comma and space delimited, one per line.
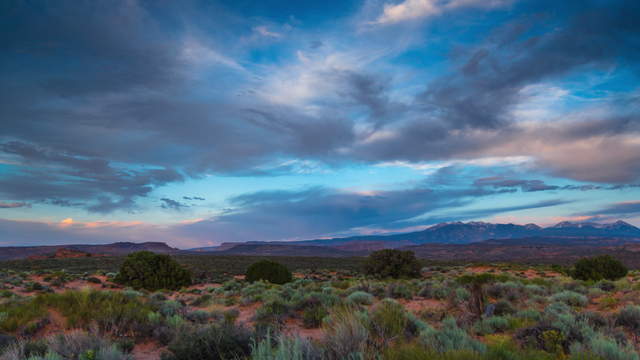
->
1, 256, 639, 360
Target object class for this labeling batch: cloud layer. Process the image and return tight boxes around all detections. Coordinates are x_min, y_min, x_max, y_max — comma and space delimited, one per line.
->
1, 0, 639, 245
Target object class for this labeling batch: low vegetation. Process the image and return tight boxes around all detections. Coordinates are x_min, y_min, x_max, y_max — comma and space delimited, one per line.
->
0, 252, 639, 359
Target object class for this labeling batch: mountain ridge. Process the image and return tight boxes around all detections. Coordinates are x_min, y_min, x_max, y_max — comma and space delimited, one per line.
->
190, 220, 640, 252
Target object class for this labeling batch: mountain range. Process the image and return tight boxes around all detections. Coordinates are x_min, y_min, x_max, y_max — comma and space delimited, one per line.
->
191, 220, 640, 252
2, 221, 639, 263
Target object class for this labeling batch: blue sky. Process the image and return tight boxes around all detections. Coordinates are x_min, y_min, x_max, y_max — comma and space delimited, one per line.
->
1, 0, 639, 248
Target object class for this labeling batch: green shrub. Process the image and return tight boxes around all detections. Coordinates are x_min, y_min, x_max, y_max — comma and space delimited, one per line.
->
419, 317, 486, 354
250, 332, 320, 360
370, 299, 409, 343
322, 307, 371, 359
571, 255, 628, 281
35, 289, 152, 336
0, 299, 47, 333
1, 331, 131, 360
363, 250, 421, 279
475, 316, 510, 335
114, 251, 192, 291
386, 282, 413, 299
347, 291, 374, 306
550, 291, 588, 307
246, 260, 292, 285
615, 305, 640, 332
581, 334, 639, 360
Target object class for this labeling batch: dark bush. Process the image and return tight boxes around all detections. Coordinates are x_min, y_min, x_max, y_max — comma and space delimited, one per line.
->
363, 249, 421, 279
0, 333, 15, 350
115, 251, 192, 291
245, 260, 292, 285
493, 300, 515, 316
571, 255, 628, 281
86, 276, 102, 284
162, 324, 252, 360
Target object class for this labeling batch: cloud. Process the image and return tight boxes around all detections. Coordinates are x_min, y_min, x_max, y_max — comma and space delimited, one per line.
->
1, 0, 639, 225
161, 198, 190, 211
173, 179, 561, 243
253, 26, 282, 38
0, 201, 30, 209
0, 141, 184, 213
183, 196, 205, 201
371, 0, 511, 25
474, 177, 559, 192
585, 201, 640, 217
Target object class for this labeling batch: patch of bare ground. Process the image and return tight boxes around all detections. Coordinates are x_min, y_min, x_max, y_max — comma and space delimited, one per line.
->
399, 298, 446, 315
281, 318, 323, 341
235, 302, 261, 326
132, 341, 166, 360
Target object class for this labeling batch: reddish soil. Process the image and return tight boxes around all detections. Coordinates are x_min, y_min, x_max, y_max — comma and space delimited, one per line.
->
281, 318, 324, 341
400, 298, 446, 314
132, 341, 166, 360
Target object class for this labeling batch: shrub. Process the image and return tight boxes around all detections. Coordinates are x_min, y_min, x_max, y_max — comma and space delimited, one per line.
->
582, 334, 639, 360
114, 251, 192, 291
246, 260, 292, 285
475, 316, 510, 335
160, 300, 183, 317
322, 307, 371, 359
1, 331, 131, 360
615, 305, 640, 332
363, 250, 421, 279
86, 277, 102, 284
347, 291, 374, 306
302, 306, 328, 329
31, 290, 152, 336
163, 324, 252, 360
493, 300, 515, 316
550, 291, 588, 307
370, 299, 409, 343
386, 282, 413, 299
571, 255, 628, 281
419, 317, 486, 354
250, 333, 320, 360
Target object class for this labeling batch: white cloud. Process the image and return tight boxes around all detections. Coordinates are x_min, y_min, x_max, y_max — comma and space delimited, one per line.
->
371, 0, 512, 25
253, 26, 282, 38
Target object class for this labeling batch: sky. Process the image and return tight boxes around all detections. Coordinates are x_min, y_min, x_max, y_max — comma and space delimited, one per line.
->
1, 0, 639, 248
